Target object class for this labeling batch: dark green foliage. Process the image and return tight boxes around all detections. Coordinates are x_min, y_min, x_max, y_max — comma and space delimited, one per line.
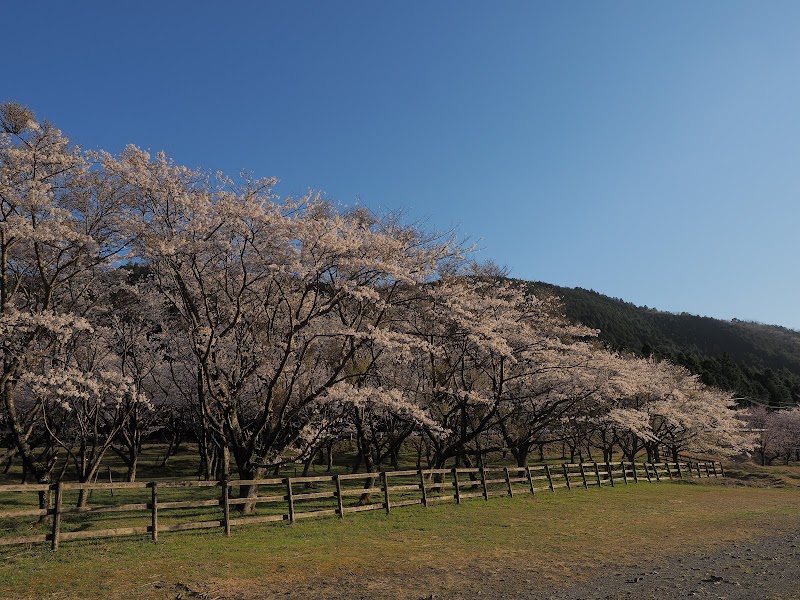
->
526, 281, 800, 408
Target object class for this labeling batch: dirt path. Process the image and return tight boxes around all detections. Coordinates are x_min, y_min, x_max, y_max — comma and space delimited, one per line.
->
239, 527, 800, 600
548, 529, 800, 600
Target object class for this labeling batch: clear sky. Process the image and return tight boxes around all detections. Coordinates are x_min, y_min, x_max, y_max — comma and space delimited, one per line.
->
4, 2, 800, 328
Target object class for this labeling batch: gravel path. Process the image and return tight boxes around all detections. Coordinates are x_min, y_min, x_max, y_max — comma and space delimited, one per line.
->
545, 529, 800, 600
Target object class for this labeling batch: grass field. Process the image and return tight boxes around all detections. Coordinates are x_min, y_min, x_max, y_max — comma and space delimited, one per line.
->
2, 475, 800, 599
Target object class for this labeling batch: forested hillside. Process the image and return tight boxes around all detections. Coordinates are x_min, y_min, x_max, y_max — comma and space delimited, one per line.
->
530, 282, 800, 407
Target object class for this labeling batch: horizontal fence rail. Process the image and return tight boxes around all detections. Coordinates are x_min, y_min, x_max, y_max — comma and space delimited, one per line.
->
0, 460, 724, 550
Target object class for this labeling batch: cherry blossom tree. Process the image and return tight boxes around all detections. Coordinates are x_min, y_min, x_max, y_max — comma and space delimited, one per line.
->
103, 146, 461, 505
0, 103, 135, 498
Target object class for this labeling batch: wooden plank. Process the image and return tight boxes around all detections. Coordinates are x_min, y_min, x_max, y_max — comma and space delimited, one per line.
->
483, 478, 508, 485
288, 475, 336, 484
382, 472, 391, 514
0, 533, 49, 546
458, 491, 484, 499
486, 490, 509, 497
0, 507, 51, 518
286, 479, 295, 524
551, 483, 569, 489
157, 520, 221, 533
60, 526, 150, 541
421, 469, 452, 475
335, 475, 344, 518
425, 495, 455, 503
294, 508, 338, 520
579, 463, 588, 489
228, 514, 286, 526
158, 499, 221, 510
529, 474, 550, 481
61, 481, 149, 491
151, 482, 158, 542
526, 466, 535, 496
0, 483, 52, 493
506, 477, 529, 484
228, 478, 284, 487
290, 491, 337, 501
391, 498, 422, 507
222, 480, 231, 537
455, 468, 481, 473
384, 470, 420, 477
226, 495, 286, 505
59, 502, 149, 515
387, 483, 422, 492
337, 472, 382, 481
345, 503, 385, 513
51, 481, 63, 551
337, 488, 382, 497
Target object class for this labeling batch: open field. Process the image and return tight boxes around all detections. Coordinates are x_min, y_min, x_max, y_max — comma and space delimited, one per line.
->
2, 475, 800, 599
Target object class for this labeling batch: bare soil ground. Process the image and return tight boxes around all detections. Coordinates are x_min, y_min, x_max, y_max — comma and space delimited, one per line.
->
229, 525, 799, 600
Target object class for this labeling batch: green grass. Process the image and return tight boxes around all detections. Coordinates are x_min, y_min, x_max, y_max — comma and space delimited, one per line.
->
2, 481, 800, 599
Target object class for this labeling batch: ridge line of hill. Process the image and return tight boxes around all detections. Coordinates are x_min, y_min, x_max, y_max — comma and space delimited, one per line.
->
524, 280, 800, 408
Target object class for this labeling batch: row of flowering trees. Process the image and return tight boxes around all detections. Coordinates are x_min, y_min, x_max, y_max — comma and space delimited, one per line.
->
0, 103, 753, 506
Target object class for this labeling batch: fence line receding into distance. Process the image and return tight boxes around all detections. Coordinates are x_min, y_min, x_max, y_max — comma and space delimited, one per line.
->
0, 460, 723, 551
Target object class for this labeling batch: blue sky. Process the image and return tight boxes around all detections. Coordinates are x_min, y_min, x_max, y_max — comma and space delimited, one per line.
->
4, 2, 800, 328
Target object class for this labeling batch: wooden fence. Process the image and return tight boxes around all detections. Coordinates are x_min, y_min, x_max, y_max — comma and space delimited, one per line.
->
0, 460, 723, 551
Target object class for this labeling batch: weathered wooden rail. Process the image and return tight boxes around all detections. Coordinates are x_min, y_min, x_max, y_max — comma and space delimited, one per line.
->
0, 460, 724, 550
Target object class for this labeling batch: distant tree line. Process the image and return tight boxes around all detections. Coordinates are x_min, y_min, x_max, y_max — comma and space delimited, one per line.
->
532, 283, 800, 407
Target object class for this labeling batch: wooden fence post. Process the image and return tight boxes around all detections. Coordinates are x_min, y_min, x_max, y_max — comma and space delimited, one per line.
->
504, 467, 513, 497
620, 461, 628, 485
222, 479, 231, 537
382, 472, 391, 514
675, 461, 683, 479
526, 466, 535, 496
419, 470, 428, 507
579, 463, 588, 489
335, 474, 344, 519
593, 462, 602, 487
644, 463, 652, 483
562, 464, 571, 491
479, 466, 488, 500
452, 468, 461, 505
718, 462, 725, 478
665, 463, 673, 480
631, 462, 639, 483
653, 464, 661, 482
50, 482, 63, 551
151, 482, 158, 542
606, 462, 615, 487
545, 465, 554, 492
287, 478, 295, 523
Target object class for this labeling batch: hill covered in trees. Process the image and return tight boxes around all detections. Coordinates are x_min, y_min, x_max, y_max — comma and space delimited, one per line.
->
530, 282, 800, 408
